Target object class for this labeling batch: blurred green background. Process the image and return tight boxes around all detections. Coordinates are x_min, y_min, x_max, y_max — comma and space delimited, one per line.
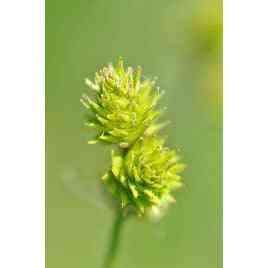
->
46, 0, 222, 267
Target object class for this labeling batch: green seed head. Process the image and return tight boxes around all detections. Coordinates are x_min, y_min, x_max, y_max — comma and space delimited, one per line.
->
102, 136, 186, 216
81, 58, 165, 147
81, 58, 186, 219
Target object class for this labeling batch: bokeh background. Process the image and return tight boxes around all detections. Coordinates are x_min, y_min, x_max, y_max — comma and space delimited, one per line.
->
46, 0, 222, 267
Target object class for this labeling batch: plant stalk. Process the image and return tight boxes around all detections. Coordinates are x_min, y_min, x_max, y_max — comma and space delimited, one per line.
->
103, 210, 125, 268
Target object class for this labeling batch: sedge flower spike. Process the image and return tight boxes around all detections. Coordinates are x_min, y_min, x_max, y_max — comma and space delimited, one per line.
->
81, 58, 165, 148
81, 58, 186, 218
102, 136, 186, 216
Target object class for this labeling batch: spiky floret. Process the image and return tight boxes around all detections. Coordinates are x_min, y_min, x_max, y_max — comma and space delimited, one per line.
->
102, 136, 186, 216
81, 59, 166, 148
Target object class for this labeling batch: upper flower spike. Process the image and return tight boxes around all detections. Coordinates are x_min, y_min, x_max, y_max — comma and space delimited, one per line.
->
81, 58, 165, 148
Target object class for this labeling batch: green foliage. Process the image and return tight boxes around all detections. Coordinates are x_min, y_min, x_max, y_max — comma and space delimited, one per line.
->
81, 59, 185, 218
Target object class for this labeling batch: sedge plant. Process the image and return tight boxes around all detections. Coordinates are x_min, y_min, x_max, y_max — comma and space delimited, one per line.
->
81, 58, 186, 268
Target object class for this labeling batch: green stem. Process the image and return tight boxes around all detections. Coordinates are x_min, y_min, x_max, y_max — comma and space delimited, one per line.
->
103, 210, 125, 268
